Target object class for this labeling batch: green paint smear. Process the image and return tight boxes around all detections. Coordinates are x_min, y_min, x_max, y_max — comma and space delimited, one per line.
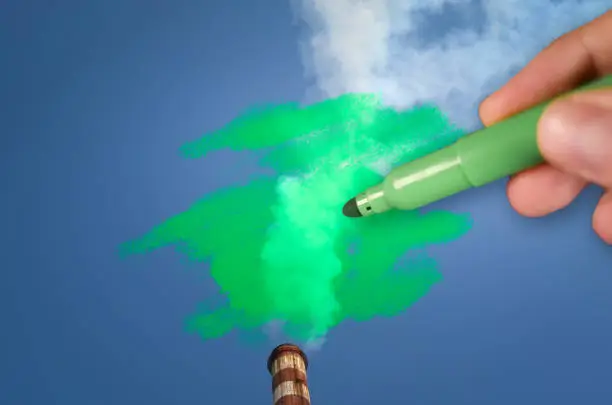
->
120, 93, 472, 342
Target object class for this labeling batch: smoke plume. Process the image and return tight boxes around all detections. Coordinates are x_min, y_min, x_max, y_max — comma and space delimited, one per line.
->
294, 0, 610, 129
269, 0, 610, 348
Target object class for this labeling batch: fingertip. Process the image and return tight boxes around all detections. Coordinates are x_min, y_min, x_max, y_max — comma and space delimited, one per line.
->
593, 191, 612, 245
506, 165, 586, 217
506, 172, 542, 217
478, 94, 500, 127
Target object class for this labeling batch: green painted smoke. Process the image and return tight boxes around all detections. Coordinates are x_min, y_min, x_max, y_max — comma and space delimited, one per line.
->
120, 94, 472, 342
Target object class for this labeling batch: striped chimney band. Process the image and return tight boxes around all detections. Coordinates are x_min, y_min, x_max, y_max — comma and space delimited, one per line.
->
267, 344, 310, 405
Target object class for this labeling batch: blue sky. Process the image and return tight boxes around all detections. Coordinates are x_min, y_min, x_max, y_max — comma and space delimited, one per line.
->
2, 1, 612, 404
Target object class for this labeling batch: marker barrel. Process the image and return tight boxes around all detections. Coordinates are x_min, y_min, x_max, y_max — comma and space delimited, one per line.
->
367, 75, 612, 213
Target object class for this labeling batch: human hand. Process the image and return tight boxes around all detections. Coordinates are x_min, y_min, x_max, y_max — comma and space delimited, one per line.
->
479, 10, 612, 244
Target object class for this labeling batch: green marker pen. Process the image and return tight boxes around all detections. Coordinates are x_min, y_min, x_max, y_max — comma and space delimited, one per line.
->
342, 75, 612, 218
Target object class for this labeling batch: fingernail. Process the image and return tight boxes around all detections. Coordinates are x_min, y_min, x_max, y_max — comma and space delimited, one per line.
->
538, 93, 612, 182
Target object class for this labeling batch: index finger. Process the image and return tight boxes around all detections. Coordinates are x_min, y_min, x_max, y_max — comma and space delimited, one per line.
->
479, 9, 612, 126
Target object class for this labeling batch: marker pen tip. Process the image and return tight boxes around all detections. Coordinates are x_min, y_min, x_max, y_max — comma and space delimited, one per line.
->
342, 197, 362, 218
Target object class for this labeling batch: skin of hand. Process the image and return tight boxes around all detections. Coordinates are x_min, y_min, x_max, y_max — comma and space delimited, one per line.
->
479, 10, 612, 244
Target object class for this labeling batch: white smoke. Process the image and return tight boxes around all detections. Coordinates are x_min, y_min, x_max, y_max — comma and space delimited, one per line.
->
262, 320, 326, 353
294, 0, 610, 129
263, 320, 286, 340
304, 336, 326, 353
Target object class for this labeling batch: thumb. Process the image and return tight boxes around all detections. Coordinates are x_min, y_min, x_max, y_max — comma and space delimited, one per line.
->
538, 89, 612, 188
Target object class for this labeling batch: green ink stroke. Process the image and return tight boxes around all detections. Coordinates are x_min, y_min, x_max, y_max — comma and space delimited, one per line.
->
120, 94, 472, 342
